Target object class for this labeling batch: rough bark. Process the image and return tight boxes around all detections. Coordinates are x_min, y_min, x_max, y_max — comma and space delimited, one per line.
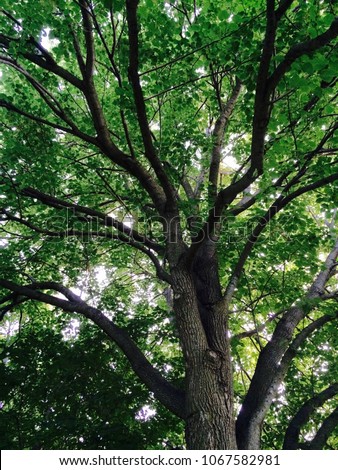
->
171, 243, 237, 449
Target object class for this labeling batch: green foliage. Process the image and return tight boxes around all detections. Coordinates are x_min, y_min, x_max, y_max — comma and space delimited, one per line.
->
0, 316, 184, 449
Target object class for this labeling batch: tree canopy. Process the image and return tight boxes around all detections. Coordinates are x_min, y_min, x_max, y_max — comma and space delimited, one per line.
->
0, 0, 337, 450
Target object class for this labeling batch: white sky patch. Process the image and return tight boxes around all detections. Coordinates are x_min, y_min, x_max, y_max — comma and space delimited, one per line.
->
61, 318, 80, 341
0, 238, 9, 247
93, 265, 109, 287
123, 214, 134, 229
221, 134, 241, 170
135, 405, 156, 422
163, 364, 172, 373
303, 429, 316, 442
223, 154, 238, 169
164, 2, 179, 22
195, 66, 206, 76
150, 122, 160, 132
13, 20, 23, 33
318, 252, 327, 261
0, 319, 20, 339
276, 383, 288, 405
40, 28, 60, 51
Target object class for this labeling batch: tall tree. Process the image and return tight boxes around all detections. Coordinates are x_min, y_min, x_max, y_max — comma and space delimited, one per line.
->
0, 0, 337, 449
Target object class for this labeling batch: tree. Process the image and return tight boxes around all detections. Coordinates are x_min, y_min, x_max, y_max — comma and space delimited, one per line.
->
0, 0, 337, 450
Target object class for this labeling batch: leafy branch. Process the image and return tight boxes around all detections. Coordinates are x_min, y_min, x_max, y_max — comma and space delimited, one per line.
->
0, 279, 185, 418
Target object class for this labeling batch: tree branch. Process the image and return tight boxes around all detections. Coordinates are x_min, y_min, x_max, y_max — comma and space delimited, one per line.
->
0, 98, 97, 145
20, 187, 163, 253
250, 0, 277, 175
0, 55, 86, 135
79, 0, 95, 78
248, 8, 337, 178
69, 26, 86, 76
0, 279, 185, 418
85, 1, 136, 158
275, 0, 295, 22
184, 0, 301, 261
208, 77, 242, 202
125, 0, 177, 211
185, 167, 257, 265
0, 12, 178, 213
236, 239, 338, 449
0, 96, 166, 215
283, 383, 338, 449
0, 33, 83, 89
306, 407, 338, 450
268, 17, 338, 92
224, 171, 338, 307
233, 310, 282, 340
1, 208, 171, 283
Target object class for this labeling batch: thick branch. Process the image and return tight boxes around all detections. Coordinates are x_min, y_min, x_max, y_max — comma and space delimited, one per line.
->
0, 279, 185, 418
224, 171, 338, 306
283, 383, 338, 449
185, 167, 256, 265
70, 26, 86, 76
249, 10, 337, 177
79, 0, 95, 78
85, 2, 136, 158
236, 240, 338, 449
306, 408, 338, 450
250, 0, 277, 175
0, 13, 177, 213
0, 33, 83, 89
75, 0, 119, 153
20, 187, 163, 253
125, 0, 177, 211
208, 78, 242, 202
275, 0, 295, 21
268, 17, 338, 92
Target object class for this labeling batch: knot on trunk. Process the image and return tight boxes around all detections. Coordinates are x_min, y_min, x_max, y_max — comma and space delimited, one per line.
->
204, 349, 223, 370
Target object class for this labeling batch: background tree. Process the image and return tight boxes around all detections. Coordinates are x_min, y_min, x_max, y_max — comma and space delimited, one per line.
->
0, 0, 337, 450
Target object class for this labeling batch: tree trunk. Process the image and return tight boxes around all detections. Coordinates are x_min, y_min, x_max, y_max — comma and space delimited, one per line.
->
184, 346, 237, 449
171, 240, 237, 449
